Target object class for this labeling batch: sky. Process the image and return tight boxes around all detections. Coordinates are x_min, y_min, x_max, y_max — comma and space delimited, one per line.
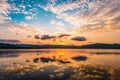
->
0, 0, 120, 45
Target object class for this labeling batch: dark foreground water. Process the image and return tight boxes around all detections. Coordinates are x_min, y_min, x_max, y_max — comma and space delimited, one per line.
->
0, 49, 120, 80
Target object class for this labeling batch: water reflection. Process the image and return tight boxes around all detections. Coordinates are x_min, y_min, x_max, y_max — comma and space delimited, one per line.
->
0, 54, 19, 58
71, 56, 88, 61
90, 52, 120, 55
0, 49, 120, 80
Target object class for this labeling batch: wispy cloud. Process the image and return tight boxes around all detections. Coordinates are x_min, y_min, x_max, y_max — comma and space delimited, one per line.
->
0, 0, 11, 23
76, 15, 120, 33
40, 0, 120, 29
50, 20, 65, 26
1, 23, 40, 33
58, 34, 70, 38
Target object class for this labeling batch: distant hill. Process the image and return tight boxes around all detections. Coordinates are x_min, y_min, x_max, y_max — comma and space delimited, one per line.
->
0, 43, 120, 49
80, 43, 120, 49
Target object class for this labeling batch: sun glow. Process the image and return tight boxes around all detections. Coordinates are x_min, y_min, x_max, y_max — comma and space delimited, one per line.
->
57, 50, 66, 56
58, 42, 65, 45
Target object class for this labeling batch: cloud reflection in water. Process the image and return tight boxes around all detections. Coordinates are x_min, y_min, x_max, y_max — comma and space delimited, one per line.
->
0, 49, 120, 80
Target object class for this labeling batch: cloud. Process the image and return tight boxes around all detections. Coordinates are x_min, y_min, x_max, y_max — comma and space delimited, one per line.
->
56, 22, 65, 26
58, 34, 70, 38
50, 20, 65, 26
27, 35, 32, 38
0, 0, 11, 23
0, 39, 21, 43
34, 35, 40, 39
71, 36, 87, 41
76, 23, 105, 33
13, 23, 38, 32
50, 20, 56, 25
8, 0, 38, 21
39, 0, 91, 26
25, 16, 32, 20
56, 73, 64, 78
40, 0, 120, 31
1, 23, 40, 35
41, 35, 56, 40
76, 15, 120, 33
39, 34, 70, 40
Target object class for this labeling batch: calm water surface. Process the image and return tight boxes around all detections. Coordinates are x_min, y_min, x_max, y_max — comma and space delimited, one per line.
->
0, 49, 120, 80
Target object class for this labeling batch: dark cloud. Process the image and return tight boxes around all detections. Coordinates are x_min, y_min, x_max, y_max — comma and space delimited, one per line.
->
58, 34, 70, 38
41, 35, 56, 40
71, 36, 87, 41
37, 42, 41, 44
0, 39, 21, 43
15, 33, 18, 35
34, 35, 40, 39
53, 38, 56, 41
27, 35, 32, 38
34, 34, 70, 41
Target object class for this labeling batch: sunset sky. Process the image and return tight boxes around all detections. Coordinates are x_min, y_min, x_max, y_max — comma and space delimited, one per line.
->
0, 0, 120, 45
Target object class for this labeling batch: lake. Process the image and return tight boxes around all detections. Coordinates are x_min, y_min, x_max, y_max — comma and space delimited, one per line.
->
0, 49, 120, 80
